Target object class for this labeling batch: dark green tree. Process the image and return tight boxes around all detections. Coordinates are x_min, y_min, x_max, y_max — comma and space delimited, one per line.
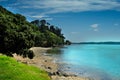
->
65, 40, 71, 45
0, 6, 39, 59
31, 19, 65, 47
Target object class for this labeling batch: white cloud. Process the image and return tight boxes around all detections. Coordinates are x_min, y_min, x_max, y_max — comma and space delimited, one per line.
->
90, 24, 99, 32
94, 28, 98, 32
91, 24, 99, 28
114, 23, 119, 26
45, 18, 53, 21
15, 0, 120, 15
31, 15, 48, 19
71, 32, 80, 34
5, 0, 120, 19
31, 15, 52, 20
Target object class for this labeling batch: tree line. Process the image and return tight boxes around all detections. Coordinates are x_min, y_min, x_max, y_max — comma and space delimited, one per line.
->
0, 6, 71, 59
31, 19, 65, 47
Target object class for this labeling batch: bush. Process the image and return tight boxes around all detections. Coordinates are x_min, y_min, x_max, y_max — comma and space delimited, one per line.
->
17, 49, 34, 59
28, 50, 34, 59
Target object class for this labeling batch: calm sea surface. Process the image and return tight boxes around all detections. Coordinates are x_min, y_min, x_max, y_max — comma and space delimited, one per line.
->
48, 44, 120, 80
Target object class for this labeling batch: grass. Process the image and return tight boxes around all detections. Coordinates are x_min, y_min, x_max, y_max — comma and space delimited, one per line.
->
0, 55, 51, 80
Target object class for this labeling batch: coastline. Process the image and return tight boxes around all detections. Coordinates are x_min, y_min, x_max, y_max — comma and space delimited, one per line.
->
13, 47, 90, 80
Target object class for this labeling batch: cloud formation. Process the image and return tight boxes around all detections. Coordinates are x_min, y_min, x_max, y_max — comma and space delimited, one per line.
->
91, 24, 99, 31
14, 0, 120, 12
2, 0, 120, 19
114, 23, 119, 26
71, 32, 80, 34
0, 0, 7, 2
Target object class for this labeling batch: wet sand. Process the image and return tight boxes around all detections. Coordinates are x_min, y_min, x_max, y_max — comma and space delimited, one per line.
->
13, 47, 90, 80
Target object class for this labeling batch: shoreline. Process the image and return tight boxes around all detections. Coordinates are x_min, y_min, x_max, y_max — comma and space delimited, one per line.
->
13, 47, 90, 80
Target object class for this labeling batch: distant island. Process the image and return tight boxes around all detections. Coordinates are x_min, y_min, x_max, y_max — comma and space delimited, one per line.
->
73, 42, 120, 44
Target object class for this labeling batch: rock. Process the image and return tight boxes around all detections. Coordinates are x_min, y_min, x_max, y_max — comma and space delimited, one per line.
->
62, 73, 69, 77
48, 71, 62, 76
45, 60, 47, 62
48, 72, 53, 76
68, 67, 70, 69
48, 67, 52, 70
53, 72, 56, 75
48, 72, 56, 76
56, 71, 60, 75
22, 61, 27, 64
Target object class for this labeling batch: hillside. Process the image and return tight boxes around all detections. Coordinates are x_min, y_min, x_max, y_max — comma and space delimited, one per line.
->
0, 6, 65, 58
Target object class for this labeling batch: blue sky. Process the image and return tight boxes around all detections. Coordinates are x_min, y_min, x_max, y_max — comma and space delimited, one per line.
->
0, 0, 120, 42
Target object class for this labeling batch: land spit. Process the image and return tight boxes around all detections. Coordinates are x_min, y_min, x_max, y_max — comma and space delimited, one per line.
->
13, 47, 90, 80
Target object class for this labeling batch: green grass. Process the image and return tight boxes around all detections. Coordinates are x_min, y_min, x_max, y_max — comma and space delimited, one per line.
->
0, 55, 51, 80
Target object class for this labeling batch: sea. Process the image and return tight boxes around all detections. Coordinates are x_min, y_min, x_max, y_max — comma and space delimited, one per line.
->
48, 44, 120, 80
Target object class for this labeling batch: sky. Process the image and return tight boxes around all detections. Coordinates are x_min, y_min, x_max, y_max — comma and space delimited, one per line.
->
0, 0, 120, 42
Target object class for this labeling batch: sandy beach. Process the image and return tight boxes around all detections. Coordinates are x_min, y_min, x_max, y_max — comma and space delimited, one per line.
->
13, 47, 90, 80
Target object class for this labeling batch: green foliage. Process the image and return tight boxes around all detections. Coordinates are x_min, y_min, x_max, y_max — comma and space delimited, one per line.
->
0, 6, 69, 58
31, 19, 65, 47
0, 6, 38, 58
65, 40, 71, 45
0, 55, 50, 80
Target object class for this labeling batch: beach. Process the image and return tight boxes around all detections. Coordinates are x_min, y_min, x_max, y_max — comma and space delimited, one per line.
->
13, 47, 90, 80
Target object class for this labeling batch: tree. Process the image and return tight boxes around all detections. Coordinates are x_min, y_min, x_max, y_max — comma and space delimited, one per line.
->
31, 20, 66, 46
65, 40, 71, 45
31, 20, 40, 27
0, 6, 38, 59
0, 6, 70, 58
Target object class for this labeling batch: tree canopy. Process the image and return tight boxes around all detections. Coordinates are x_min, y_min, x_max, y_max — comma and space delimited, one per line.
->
0, 6, 67, 58
31, 19, 65, 47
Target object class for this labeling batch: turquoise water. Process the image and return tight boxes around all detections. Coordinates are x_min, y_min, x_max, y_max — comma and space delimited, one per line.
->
50, 44, 120, 80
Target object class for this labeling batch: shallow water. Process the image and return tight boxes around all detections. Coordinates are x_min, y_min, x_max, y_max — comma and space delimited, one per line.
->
48, 44, 120, 80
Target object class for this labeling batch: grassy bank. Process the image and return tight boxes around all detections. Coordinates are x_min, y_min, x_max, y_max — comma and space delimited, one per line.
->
0, 55, 50, 80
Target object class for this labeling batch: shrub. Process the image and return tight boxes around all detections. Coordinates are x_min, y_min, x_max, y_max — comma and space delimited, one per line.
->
27, 50, 34, 59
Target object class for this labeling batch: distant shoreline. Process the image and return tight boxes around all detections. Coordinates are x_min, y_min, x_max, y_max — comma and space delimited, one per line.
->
72, 42, 120, 44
